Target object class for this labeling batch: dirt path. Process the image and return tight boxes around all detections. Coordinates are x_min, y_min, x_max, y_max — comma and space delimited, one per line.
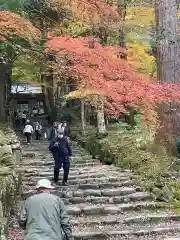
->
8, 139, 180, 239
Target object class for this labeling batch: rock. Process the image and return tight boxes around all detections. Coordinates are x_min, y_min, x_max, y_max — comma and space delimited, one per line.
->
78, 184, 100, 189
69, 197, 86, 204
91, 197, 109, 204
63, 191, 73, 198
67, 207, 81, 215
102, 187, 135, 196
61, 198, 70, 205
11, 142, 21, 150
22, 152, 35, 158
103, 206, 120, 214
73, 191, 84, 197
83, 189, 101, 197
82, 206, 103, 215
129, 192, 152, 201
73, 231, 104, 239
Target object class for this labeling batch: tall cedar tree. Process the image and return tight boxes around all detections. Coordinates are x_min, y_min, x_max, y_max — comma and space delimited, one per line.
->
155, 0, 180, 154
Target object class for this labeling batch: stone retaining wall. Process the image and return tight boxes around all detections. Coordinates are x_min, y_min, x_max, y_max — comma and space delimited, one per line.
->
0, 128, 21, 240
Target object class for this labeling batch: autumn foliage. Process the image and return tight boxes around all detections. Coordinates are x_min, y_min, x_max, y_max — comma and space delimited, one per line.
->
46, 36, 180, 117
45, 0, 120, 25
0, 11, 41, 43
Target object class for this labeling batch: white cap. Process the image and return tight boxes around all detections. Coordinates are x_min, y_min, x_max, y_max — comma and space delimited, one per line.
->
35, 179, 55, 189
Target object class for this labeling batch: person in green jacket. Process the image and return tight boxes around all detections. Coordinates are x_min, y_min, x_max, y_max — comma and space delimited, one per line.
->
18, 179, 73, 240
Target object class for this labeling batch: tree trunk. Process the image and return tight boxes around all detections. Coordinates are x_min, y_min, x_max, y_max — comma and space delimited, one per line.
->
4, 63, 12, 122
41, 74, 49, 114
96, 103, 107, 136
124, 107, 136, 128
80, 100, 85, 135
155, 0, 180, 155
0, 63, 11, 122
155, 0, 179, 83
0, 78, 5, 122
117, 0, 127, 59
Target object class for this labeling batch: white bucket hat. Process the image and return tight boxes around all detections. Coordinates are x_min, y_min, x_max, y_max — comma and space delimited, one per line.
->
35, 179, 55, 189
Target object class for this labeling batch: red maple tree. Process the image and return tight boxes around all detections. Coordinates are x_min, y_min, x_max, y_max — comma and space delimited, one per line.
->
0, 11, 41, 43
46, 36, 180, 118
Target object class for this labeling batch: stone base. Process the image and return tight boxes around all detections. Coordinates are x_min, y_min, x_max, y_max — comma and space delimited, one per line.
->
0, 129, 22, 239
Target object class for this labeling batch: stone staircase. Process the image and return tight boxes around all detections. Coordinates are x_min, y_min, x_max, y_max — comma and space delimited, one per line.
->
8, 139, 180, 240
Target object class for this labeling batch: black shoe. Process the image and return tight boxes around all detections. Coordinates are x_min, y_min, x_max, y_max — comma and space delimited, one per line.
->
54, 176, 59, 183
54, 169, 59, 183
62, 182, 68, 186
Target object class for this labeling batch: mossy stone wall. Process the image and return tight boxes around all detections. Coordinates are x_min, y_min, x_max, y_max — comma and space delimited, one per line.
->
0, 126, 21, 240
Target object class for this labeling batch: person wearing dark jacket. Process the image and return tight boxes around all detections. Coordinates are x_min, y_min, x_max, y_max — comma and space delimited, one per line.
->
49, 128, 72, 185
62, 121, 70, 137
48, 122, 58, 141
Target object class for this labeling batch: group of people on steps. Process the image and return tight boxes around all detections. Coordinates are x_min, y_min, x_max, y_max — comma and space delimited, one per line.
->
23, 119, 72, 186
23, 119, 42, 143
19, 119, 73, 239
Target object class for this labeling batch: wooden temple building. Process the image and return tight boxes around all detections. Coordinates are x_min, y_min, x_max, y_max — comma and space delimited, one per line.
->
11, 84, 45, 115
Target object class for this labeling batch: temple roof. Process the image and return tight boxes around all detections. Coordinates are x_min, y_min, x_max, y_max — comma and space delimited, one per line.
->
11, 84, 42, 94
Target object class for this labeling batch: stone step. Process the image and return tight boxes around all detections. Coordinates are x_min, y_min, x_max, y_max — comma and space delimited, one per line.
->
66, 202, 166, 216
21, 160, 45, 166
21, 165, 106, 172
22, 152, 36, 158
70, 211, 180, 226
23, 180, 133, 189
8, 140, 178, 240
23, 150, 93, 160
22, 173, 130, 183
23, 170, 129, 179
60, 192, 152, 204
163, 237, 180, 240
21, 167, 117, 175
22, 165, 126, 173
22, 150, 94, 158
70, 181, 134, 189
22, 175, 133, 185
22, 161, 102, 168
22, 154, 50, 159
22, 176, 131, 186
21, 187, 137, 199
22, 165, 130, 174
21, 165, 130, 174
69, 187, 136, 197
23, 148, 48, 152
72, 223, 180, 239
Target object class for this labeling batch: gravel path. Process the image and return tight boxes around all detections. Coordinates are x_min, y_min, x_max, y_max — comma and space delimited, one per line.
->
8, 140, 180, 240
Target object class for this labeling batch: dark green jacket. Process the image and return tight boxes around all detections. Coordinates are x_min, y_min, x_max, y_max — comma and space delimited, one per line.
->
19, 192, 73, 240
